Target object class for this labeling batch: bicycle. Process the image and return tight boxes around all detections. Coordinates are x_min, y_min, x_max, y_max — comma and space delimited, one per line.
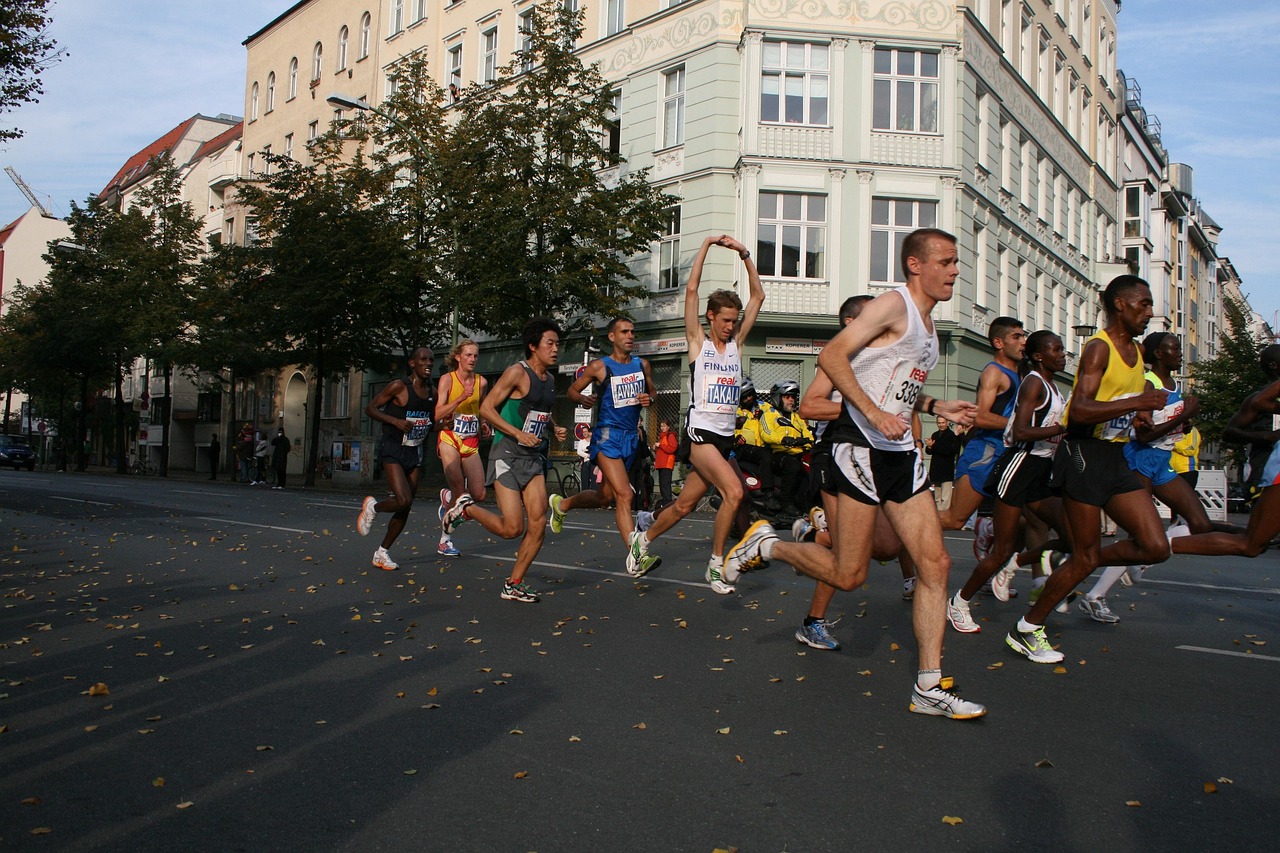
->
128, 457, 157, 476
545, 462, 581, 497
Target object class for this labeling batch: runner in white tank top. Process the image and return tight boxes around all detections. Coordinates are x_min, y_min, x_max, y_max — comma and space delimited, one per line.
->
687, 338, 741, 437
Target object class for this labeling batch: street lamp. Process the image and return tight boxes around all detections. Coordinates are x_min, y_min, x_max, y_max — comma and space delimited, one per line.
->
327, 90, 462, 349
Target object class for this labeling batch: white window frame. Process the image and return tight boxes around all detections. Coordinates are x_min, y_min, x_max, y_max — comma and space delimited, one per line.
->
872, 47, 939, 134
605, 88, 622, 155
249, 82, 259, 121
323, 375, 351, 419
658, 205, 681, 290
605, 0, 625, 37
447, 43, 463, 96
414, 0, 427, 22
338, 26, 349, 70
660, 66, 685, 149
390, 0, 404, 36
758, 191, 828, 281
284, 133, 294, 160
360, 13, 372, 58
312, 42, 323, 81
761, 41, 830, 127
518, 9, 534, 71
266, 72, 275, 112
288, 57, 298, 99
869, 197, 938, 286
308, 120, 319, 145
482, 26, 499, 83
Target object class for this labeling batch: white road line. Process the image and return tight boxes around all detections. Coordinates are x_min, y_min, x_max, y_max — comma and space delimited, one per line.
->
471, 552, 715, 589
173, 489, 222, 496
1140, 578, 1280, 596
195, 517, 314, 534
1177, 645, 1280, 663
306, 501, 361, 510
49, 495, 113, 507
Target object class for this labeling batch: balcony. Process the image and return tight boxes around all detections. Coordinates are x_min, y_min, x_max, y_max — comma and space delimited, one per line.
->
208, 160, 238, 188
757, 124, 833, 160
762, 278, 831, 315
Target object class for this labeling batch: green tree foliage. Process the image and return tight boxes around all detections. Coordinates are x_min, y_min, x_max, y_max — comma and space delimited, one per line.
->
1188, 296, 1269, 454
438, 2, 674, 338
234, 133, 403, 484
0, 0, 63, 142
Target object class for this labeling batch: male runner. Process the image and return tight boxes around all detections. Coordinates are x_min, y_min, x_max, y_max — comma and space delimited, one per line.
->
435, 339, 489, 557
441, 319, 568, 603
1004, 275, 1172, 663
628, 234, 764, 594
356, 347, 436, 571
722, 228, 986, 719
548, 317, 659, 576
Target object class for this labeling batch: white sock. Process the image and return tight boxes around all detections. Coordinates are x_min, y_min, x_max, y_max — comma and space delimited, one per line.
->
709, 554, 723, 567
760, 537, 775, 561
1089, 565, 1128, 599
953, 591, 971, 607
917, 669, 942, 690
1017, 617, 1040, 633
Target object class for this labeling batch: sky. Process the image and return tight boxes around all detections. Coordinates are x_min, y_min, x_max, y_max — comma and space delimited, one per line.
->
0, 0, 1276, 327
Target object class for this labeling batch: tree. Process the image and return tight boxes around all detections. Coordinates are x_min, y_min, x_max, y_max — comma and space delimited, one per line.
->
1189, 295, 1269, 459
235, 133, 404, 486
431, 3, 674, 338
0, 0, 64, 142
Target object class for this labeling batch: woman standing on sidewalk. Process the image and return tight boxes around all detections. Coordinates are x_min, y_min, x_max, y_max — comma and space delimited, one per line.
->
654, 419, 677, 505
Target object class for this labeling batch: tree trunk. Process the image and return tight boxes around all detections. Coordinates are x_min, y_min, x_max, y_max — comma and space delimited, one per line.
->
305, 342, 325, 488
114, 355, 127, 474
160, 363, 172, 476
76, 374, 89, 471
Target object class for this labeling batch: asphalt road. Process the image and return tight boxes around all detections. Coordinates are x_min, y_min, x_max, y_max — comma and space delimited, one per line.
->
1, 471, 1277, 852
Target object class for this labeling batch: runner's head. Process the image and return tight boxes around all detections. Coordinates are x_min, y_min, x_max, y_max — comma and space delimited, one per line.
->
605, 316, 637, 355
1142, 332, 1181, 371
447, 339, 479, 371
408, 346, 434, 379
901, 228, 958, 300
522, 317, 562, 364
988, 316, 1027, 361
1260, 343, 1280, 378
838, 294, 873, 326
705, 289, 743, 343
1101, 274, 1153, 335
1022, 330, 1065, 376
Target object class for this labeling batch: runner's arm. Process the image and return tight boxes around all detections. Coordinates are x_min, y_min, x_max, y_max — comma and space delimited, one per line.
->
366, 380, 411, 433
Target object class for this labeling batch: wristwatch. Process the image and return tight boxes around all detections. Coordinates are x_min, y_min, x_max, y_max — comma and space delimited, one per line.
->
739, 249, 750, 260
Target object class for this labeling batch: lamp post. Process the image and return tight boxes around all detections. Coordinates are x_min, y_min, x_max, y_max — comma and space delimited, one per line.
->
327, 92, 461, 348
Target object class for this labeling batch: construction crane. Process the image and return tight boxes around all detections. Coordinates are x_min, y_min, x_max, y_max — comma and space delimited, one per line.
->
4, 166, 54, 218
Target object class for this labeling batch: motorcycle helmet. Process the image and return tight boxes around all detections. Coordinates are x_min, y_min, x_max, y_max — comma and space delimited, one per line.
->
771, 379, 800, 409
740, 377, 757, 405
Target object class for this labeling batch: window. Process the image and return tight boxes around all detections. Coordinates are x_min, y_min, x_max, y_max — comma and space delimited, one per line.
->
284, 133, 294, 160
869, 197, 937, 285
1037, 32, 1050, 103
288, 57, 298, 99
1124, 185, 1147, 239
999, 115, 1014, 189
266, 72, 275, 112
660, 67, 684, 148
605, 89, 621, 155
360, 12, 372, 58
1000, 0, 1015, 54
658, 206, 681, 290
246, 152, 255, 176
482, 26, 499, 82
312, 42, 323, 81
872, 48, 937, 133
338, 26, 349, 70
1019, 7, 1033, 80
323, 375, 350, 419
976, 89, 990, 172
758, 192, 827, 280
414, 0, 427, 22
308, 120, 319, 144
518, 9, 535, 71
261, 145, 272, 176
761, 41, 829, 125
390, 0, 404, 35
606, 0, 625, 36
249, 82, 259, 120
245, 218, 260, 246
449, 44, 463, 91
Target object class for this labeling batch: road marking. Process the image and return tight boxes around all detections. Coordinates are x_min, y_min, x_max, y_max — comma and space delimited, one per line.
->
1141, 578, 1280, 596
195, 517, 314, 534
173, 489, 222, 497
50, 495, 113, 507
306, 501, 361, 510
1177, 645, 1280, 663
471, 552, 715, 590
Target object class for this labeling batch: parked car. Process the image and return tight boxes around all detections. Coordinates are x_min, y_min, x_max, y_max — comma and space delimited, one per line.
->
0, 434, 36, 470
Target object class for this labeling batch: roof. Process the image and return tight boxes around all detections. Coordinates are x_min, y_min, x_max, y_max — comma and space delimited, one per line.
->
0, 213, 22, 248
243, 0, 312, 46
99, 116, 202, 197
190, 122, 244, 162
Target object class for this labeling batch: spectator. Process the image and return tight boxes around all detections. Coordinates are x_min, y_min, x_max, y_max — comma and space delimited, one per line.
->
926, 416, 961, 511
629, 425, 654, 511
209, 433, 220, 481
760, 379, 815, 514
236, 423, 254, 483
653, 418, 678, 505
1171, 422, 1202, 491
254, 432, 269, 483
271, 427, 291, 489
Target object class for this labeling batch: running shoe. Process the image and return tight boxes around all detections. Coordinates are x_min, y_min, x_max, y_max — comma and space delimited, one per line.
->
625, 530, 651, 575
705, 558, 735, 595
902, 577, 916, 601
946, 593, 981, 633
1006, 624, 1064, 664
1077, 595, 1120, 624
1120, 564, 1147, 587
808, 506, 828, 531
909, 683, 987, 719
501, 580, 539, 603
1166, 523, 1191, 542
548, 493, 567, 534
438, 488, 452, 522
991, 554, 1019, 602
441, 493, 475, 535
629, 552, 662, 578
437, 538, 460, 558
635, 509, 655, 532
791, 516, 815, 543
972, 516, 995, 561
795, 619, 840, 650
372, 547, 398, 571
356, 496, 377, 536
724, 520, 777, 582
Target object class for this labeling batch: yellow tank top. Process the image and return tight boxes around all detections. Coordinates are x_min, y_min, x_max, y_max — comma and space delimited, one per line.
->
445, 371, 481, 416
1065, 330, 1146, 442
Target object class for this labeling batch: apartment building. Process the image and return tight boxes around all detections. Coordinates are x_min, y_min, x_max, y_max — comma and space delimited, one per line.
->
234, 0, 1124, 469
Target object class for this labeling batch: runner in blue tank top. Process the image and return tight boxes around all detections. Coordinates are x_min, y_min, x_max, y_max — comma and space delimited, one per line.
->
547, 317, 660, 577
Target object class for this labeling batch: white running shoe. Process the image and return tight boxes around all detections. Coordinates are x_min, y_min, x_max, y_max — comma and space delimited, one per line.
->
991, 554, 1018, 602
1006, 624, 1065, 664
1120, 564, 1148, 587
705, 558, 735, 595
1166, 524, 1190, 542
372, 547, 398, 571
946, 593, 981, 633
791, 516, 815, 542
356, 496, 377, 536
902, 577, 916, 600
808, 506, 828, 532
724, 520, 777, 582
909, 683, 987, 719
1078, 595, 1120, 624
973, 516, 995, 561
441, 493, 475, 535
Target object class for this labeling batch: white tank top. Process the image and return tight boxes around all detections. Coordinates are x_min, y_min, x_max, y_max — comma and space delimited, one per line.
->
843, 287, 939, 451
1004, 372, 1066, 458
687, 338, 741, 436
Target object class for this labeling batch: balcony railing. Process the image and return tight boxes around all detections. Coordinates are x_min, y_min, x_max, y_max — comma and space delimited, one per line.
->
762, 278, 831, 315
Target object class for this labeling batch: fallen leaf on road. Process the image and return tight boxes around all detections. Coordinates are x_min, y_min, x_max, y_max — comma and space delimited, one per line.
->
30, 827, 52, 835
255, 745, 273, 751
152, 778, 165, 787
1053, 666, 1067, 674
509, 729, 524, 735
941, 816, 963, 825
717, 727, 731, 735
633, 722, 647, 730
513, 771, 528, 779
403, 769, 418, 776
1204, 782, 1217, 794
21, 797, 40, 805
1035, 758, 1053, 768
569, 735, 581, 742
84, 725, 98, 732
88, 682, 109, 696
1125, 800, 1141, 807
176, 802, 194, 810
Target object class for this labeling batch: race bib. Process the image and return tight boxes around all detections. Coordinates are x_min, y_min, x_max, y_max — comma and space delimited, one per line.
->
402, 415, 432, 447
699, 374, 739, 415
609, 371, 644, 408
1099, 392, 1140, 441
452, 413, 480, 438
522, 410, 551, 439
879, 361, 929, 419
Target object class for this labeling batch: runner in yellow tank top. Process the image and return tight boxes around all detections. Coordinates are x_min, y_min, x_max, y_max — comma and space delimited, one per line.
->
1063, 330, 1147, 442
434, 340, 489, 557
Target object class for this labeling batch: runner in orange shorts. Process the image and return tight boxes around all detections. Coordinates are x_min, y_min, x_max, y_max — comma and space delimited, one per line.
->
435, 339, 489, 556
